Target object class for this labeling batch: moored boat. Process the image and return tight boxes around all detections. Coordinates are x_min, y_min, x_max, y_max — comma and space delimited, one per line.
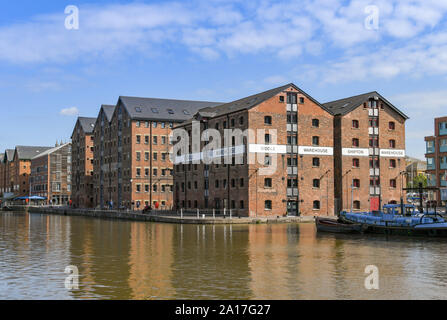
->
340, 204, 447, 237
315, 217, 362, 234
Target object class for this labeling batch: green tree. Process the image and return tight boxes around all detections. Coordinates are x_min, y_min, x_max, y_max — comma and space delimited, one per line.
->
407, 173, 428, 189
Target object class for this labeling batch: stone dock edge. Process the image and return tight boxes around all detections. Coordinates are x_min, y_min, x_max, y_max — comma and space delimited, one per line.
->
5, 206, 318, 225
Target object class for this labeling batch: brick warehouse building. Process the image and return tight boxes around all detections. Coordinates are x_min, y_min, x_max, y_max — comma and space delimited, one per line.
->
71, 117, 96, 208
30, 143, 72, 205
173, 84, 408, 217
103, 96, 222, 210
325, 92, 408, 213
6, 146, 52, 198
92, 104, 116, 208
425, 116, 447, 205
0, 149, 14, 197
173, 83, 335, 217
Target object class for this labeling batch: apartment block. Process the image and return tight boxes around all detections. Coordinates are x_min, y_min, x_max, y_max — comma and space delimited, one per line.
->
173, 83, 335, 217
325, 92, 408, 213
102, 96, 222, 210
0, 149, 14, 197
71, 117, 96, 208
5, 146, 53, 198
30, 143, 72, 205
424, 116, 447, 204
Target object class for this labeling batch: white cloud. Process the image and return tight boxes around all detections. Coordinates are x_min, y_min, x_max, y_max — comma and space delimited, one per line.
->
391, 90, 447, 159
60, 107, 79, 116
0, 0, 446, 85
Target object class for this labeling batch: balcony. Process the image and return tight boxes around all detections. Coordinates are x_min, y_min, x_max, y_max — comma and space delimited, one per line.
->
287, 188, 299, 197
368, 127, 379, 135
426, 146, 435, 154
440, 123, 447, 135
287, 167, 298, 175
428, 177, 437, 187
427, 160, 436, 170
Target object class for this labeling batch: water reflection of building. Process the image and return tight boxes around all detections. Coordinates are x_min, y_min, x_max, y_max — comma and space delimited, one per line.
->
127, 222, 175, 299
68, 218, 133, 299
170, 224, 252, 299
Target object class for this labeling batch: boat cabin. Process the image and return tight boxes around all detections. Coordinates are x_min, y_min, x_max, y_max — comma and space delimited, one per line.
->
382, 204, 416, 217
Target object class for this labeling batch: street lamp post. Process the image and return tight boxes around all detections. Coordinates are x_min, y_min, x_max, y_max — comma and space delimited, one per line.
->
399, 170, 407, 215
130, 178, 133, 211
320, 169, 331, 216
342, 169, 352, 211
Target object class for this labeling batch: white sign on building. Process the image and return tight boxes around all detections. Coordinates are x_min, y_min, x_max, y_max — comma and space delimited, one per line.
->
249, 144, 287, 154
379, 149, 406, 158
342, 148, 370, 157
298, 146, 334, 156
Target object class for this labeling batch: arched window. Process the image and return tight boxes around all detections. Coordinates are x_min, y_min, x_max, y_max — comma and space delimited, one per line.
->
265, 200, 272, 210
353, 201, 361, 210
313, 179, 320, 188
312, 119, 320, 127
313, 201, 320, 210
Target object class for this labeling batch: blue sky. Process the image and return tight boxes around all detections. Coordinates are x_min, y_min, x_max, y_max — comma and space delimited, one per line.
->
1, 0, 447, 159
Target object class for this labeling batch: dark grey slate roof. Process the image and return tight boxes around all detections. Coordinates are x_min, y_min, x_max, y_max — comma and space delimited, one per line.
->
177, 83, 331, 127
323, 91, 409, 120
118, 96, 223, 122
15, 146, 52, 160
102, 104, 115, 122
5, 149, 14, 162
78, 117, 96, 134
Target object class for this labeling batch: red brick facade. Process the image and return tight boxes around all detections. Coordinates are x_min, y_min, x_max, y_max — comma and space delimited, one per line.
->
333, 96, 407, 213
71, 118, 95, 208
174, 84, 336, 217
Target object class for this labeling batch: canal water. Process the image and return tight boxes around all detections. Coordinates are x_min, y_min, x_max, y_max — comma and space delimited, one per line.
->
1, 211, 446, 300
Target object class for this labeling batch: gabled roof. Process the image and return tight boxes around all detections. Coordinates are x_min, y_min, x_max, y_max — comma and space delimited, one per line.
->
14, 146, 52, 161
117, 96, 223, 122
93, 104, 116, 131
5, 149, 14, 162
102, 104, 116, 122
177, 83, 331, 127
32, 143, 71, 160
78, 117, 96, 134
323, 91, 409, 120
